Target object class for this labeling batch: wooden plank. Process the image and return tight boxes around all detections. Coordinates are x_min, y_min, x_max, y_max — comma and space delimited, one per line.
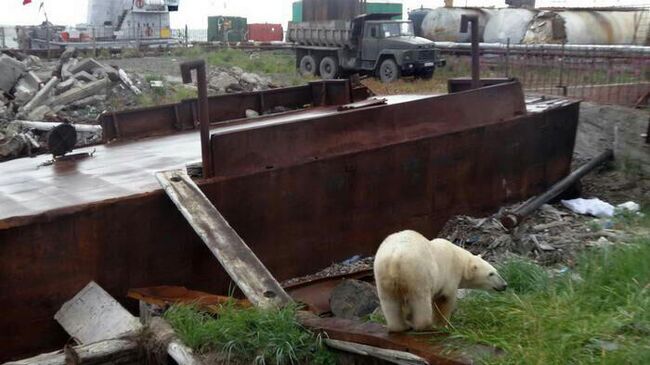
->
2, 339, 139, 365
325, 339, 429, 365
155, 169, 292, 309
54, 281, 142, 344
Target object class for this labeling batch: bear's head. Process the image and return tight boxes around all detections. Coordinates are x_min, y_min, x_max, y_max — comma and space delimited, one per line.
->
462, 255, 508, 292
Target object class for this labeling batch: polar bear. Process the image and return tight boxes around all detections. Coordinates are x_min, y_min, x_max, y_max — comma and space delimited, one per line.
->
373, 230, 507, 332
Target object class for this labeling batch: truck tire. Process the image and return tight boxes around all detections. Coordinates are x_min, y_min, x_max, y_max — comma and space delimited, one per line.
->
379, 59, 400, 83
299, 55, 317, 77
319, 56, 339, 79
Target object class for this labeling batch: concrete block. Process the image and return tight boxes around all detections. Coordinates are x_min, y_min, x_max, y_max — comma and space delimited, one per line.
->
69, 58, 105, 75
0, 54, 27, 92
74, 70, 98, 83
14, 78, 37, 105
55, 78, 77, 94
48, 78, 110, 107
26, 105, 52, 121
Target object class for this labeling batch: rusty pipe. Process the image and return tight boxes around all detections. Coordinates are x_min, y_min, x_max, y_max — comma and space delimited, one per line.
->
460, 15, 480, 89
500, 149, 614, 229
180, 60, 213, 178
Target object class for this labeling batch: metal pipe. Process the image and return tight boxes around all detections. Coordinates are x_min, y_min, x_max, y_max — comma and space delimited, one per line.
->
500, 149, 614, 229
434, 41, 650, 55
460, 15, 480, 89
180, 60, 213, 178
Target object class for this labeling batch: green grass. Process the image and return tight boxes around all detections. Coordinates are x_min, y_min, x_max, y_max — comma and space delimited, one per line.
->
446, 240, 650, 364
206, 48, 296, 75
164, 302, 336, 365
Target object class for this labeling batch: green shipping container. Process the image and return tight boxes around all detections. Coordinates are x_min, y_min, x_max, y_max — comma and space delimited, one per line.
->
208, 16, 247, 42
292, 1, 303, 23
291, 1, 402, 22
366, 3, 403, 20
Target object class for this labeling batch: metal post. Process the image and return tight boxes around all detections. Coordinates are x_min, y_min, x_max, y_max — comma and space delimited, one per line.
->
184, 24, 189, 47
505, 37, 510, 78
46, 24, 51, 59
0, 27, 5, 48
460, 15, 480, 89
558, 41, 567, 96
92, 28, 97, 57
180, 60, 213, 178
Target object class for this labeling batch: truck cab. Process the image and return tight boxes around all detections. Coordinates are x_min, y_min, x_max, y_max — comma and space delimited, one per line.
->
358, 18, 444, 82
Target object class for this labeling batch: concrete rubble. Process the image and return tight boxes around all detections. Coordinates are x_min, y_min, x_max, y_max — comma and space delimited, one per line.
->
0, 48, 140, 160
208, 66, 275, 94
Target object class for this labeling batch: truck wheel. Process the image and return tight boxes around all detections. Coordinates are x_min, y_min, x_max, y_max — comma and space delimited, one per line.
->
319, 56, 339, 79
299, 55, 317, 77
379, 59, 400, 83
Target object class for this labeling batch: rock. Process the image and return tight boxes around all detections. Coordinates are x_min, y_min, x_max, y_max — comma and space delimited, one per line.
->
0, 54, 27, 92
245, 109, 259, 118
230, 66, 244, 76
14, 78, 38, 105
209, 72, 239, 93
22, 55, 42, 69
589, 339, 620, 352
330, 279, 380, 320
240, 72, 260, 86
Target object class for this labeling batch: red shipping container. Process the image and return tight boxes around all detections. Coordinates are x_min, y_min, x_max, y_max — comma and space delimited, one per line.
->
247, 23, 284, 42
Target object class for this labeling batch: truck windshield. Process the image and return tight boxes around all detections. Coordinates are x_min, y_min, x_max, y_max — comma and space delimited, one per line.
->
381, 22, 414, 38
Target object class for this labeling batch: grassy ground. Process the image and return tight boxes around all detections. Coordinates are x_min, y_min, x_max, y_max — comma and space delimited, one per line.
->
165, 302, 336, 365
447, 237, 650, 364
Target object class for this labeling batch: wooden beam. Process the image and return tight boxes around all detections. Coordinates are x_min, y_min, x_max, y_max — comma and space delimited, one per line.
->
155, 169, 292, 309
325, 339, 429, 365
2, 339, 140, 365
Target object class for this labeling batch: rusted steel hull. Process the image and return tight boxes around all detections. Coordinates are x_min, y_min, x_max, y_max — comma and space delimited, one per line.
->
0, 82, 579, 361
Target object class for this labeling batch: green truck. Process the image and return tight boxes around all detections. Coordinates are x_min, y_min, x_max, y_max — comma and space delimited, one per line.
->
287, 13, 445, 83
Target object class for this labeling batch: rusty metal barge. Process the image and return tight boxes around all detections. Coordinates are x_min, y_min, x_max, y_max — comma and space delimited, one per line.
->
0, 76, 579, 362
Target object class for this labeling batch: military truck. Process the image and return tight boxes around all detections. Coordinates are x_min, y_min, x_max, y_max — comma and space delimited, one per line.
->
287, 13, 445, 83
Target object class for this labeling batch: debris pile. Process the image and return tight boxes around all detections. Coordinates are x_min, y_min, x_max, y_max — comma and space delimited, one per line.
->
208, 66, 276, 94
0, 48, 141, 160
439, 203, 631, 266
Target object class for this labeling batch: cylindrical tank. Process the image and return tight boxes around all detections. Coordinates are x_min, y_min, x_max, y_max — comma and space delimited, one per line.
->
484, 8, 537, 43
413, 7, 492, 42
558, 10, 648, 45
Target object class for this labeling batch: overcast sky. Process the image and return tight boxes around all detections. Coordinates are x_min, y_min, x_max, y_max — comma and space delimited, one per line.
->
2, 0, 648, 28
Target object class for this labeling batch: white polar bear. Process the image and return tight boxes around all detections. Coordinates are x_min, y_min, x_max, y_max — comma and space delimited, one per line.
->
373, 230, 508, 332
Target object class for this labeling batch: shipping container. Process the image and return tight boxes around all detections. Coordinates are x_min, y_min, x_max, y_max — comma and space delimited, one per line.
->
293, 1, 303, 22
208, 16, 247, 42
291, 1, 402, 22
248, 23, 284, 42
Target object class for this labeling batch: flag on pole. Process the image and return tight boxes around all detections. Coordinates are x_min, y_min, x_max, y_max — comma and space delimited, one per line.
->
23, 0, 32, 5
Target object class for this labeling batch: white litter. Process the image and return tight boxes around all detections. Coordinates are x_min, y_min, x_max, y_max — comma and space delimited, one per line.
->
561, 198, 615, 218
616, 201, 640, 213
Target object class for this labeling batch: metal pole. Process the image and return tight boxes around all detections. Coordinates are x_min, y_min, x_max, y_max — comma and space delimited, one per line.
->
46, 24, 51, 59
185, 24, 189, 47
460, 15, 480, 89
558, 41, 567, 96
500, 149, 614, 229
505, 37, 510, 78
180, 60, 213, 178
92, 28, 97, 57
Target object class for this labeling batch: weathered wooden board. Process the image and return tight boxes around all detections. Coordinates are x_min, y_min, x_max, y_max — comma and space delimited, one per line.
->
156, 169, 292, 309
54, 281, 142, 344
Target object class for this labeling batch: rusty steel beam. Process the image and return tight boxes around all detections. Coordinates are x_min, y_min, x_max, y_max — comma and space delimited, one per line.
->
180, 60, 213, 179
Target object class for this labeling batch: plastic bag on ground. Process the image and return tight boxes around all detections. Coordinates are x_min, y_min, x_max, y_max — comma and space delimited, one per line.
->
561, 198, 615, 218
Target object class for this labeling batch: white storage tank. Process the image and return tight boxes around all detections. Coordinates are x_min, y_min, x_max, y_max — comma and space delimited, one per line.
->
412, 7, 492, 42
559, 10, 648, 45
484, 8, 537, 43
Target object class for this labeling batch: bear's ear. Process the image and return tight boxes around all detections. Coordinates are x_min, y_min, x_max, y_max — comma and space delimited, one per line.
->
477, 254, 482, 258
472, 263, 478, 271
